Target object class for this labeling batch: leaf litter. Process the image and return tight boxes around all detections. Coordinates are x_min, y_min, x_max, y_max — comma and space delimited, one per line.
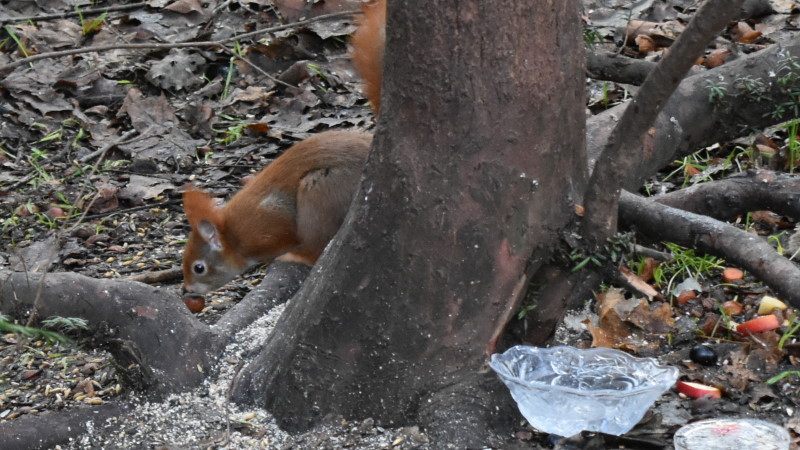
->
1, 0, 800, 448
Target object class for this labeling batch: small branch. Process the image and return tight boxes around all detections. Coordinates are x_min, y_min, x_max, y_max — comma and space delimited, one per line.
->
586, 49, 704, 85
0, 3, 146, 24
632, 244, 673, 261
0, 10, 358, 73
581, 0, 745, 246
77, 129, 139, 164
619, 191, 800, 306
220, 47, 297, 90
586, 49, 656, 85
126, 266, 183, 284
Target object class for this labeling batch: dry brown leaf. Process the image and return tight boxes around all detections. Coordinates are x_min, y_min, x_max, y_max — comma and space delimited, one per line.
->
86, 182, 120, 215
246, 123, 271, 134
625, 20, 684, 46
731, 22, 762, 43
119, 175, 175, 203
619, 265, 660, 300
589, 290, 636, 348
746, 330, 784, 371
638, 257, 659, 283
118, 88, 178, 133
164, 0, 208, 15
589, 289, 672, 352
628, 300, 675, 333
722, 347, 761, 391
635, 35, 656, 54
595, 288, 626, 320
704, 49, 732, 68
751, 210, 789, 228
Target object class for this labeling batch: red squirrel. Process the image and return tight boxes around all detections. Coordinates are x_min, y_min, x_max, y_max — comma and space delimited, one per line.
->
181, 0, 386, 296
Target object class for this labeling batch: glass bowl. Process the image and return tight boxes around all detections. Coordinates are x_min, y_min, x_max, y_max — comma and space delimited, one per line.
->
490, 345, 679, 437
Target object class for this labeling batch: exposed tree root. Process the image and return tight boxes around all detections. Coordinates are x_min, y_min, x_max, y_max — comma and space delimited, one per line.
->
587, 49, 704, 86
586, 40, 800, 190
0, 271, 218, 396
0, 404, 128, 450
587, 50, 657, 85
652, 170, 800, 221
0, 262, 307, 397
619, 191, 800, 305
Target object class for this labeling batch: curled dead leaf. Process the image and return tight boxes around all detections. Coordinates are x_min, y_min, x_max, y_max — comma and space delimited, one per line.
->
704, 49, 732, 69
635, 35, 656, 54
730, 22, 762, 44
619, 265, 660, 300
625, 20, 684, 46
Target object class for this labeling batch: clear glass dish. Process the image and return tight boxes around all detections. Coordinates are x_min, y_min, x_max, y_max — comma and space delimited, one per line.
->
490, 345, 679, 437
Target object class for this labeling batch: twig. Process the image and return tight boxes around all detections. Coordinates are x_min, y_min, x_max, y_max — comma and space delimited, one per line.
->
631, 244, 673, 261
0, 2, 147, 24
580, 0, 745, 246
219, 46, 297, 90
126, 267, 183, 284
0, 10, 359, 72
77, 129, 139, 164
7, 171, 37, 190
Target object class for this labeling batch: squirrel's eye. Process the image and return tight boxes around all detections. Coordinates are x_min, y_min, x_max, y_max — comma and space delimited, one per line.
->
193, 263, 206, 275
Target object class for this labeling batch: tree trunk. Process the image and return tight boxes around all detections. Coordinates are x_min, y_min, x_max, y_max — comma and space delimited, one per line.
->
232, 0, 586, 446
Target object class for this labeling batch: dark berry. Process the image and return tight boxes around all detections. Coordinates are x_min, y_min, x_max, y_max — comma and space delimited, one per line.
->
690, 345, 717, 366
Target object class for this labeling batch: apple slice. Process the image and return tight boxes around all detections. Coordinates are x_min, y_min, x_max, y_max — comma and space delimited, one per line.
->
757, 296, 787, 315
676, 381, 722, 399
736, 315, 780, 335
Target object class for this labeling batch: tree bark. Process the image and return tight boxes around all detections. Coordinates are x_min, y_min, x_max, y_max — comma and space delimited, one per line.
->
231, 0, 586, 446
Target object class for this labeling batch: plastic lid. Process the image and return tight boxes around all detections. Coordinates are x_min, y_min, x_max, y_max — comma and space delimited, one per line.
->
674, 418, 790, 450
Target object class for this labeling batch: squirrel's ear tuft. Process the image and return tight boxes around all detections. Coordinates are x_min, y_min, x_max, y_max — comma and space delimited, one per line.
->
183, 188, 220, 229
